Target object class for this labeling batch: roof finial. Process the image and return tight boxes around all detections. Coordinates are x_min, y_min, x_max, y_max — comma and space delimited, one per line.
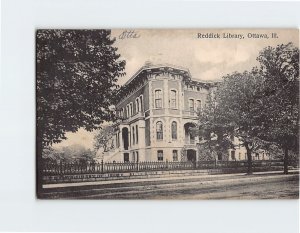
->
144, 60, 152, 67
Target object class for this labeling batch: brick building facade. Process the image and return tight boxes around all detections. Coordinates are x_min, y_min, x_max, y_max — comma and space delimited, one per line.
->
103, 63, 269, 162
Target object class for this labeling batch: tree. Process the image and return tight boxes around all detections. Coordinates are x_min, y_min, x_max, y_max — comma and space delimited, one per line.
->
208, 71, 266, 174
60, 144, 95, 162
197, 43, 299, 175
42, 144, 96, 163
36, 30, 125, 148
36, 30, 125, 195
93, 124, 116, 153
41, 146, 61, 161
198, 91, 234, 161
257, 43, 299, 174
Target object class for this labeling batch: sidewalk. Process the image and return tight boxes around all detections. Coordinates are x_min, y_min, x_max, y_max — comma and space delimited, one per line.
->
43, 169, 299, 189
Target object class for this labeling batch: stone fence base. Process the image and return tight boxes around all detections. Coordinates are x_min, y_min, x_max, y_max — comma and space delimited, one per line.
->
43, 166, 286, 184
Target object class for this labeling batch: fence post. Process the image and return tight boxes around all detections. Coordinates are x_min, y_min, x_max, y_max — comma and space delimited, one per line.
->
101, 160, 104, 174
214, 158, 217, 169
136, 160, 139, 171
166, 159, 169, 170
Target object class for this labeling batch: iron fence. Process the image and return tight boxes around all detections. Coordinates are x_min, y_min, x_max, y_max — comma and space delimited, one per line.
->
42, 159, 298, 176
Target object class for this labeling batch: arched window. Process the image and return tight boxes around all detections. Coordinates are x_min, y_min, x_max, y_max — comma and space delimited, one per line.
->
139, 95, 143, 112
135, 98, 140, 113
126, 105, 129, 117
155, 90, 163, 108
170, 90, 177, 109
130, 102, 133, 116
171, 121, 177, 140
156, 121, 163, 140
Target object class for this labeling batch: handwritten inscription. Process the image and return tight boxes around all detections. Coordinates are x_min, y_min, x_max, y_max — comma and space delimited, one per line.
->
119, 30, 141, 40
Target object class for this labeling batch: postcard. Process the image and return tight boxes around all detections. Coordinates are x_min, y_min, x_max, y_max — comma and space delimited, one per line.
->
36, 29, 299, 199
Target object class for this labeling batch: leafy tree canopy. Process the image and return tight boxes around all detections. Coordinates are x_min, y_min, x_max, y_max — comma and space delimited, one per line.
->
257, 43, 299, 151
198, 91, 234, 159
36, 30, 126, 148
197, 43, 299, 174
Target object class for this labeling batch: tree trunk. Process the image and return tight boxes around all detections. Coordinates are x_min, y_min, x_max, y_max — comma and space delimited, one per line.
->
283, 147, 289, 174
245, 143, 253, 175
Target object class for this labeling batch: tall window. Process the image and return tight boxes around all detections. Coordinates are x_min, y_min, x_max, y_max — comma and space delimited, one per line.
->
135, 125, 138, 144
130, 103, 133, 116
156, 121, 163, 140
155, 90, 163, 108
189, 99, 194, 112
170, 90, 177, 109
171, 121, 177, 140
136, 151, 139, 162
196, 100, 201, 111
132, 126, 135, 145
136, 98, 140, 113
157, 150, 164, 161
126, 105, 129, 117
173, 150, 178, 161
139, 95, 143, 112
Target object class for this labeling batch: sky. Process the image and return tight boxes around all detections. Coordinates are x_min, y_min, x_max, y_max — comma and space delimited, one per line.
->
112, 29, 299, 83
53, 29, 299, 150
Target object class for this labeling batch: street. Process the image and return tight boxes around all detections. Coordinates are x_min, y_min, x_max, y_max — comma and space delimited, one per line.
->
42, 171, 299, 200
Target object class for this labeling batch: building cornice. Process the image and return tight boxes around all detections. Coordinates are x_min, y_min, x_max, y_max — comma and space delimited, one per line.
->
116, 63, 221, 103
